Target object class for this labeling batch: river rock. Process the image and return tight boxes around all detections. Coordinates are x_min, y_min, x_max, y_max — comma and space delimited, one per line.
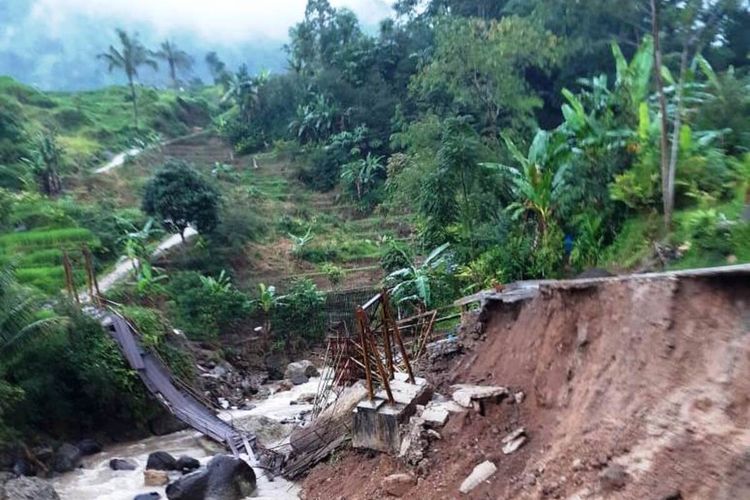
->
264, 353, 288, 380
2, 476, 60, 500
110, 458, 138, 471
176, 456, 201, 473
144, 469, 170, 487
382, 473, 417, 497
135, 493, 161, 500
165, 455, 256, 500
52, 443, 82, 473
76, 438, 102, 456
146, 451, 177, 471
284, 362, 310, 385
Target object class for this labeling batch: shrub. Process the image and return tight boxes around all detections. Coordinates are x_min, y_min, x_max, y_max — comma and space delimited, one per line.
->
321, 263, 345, 288
167, 271, 250, 340
380, 241, 412, 273
273, 279, 326, 348
682, 209, 734, 255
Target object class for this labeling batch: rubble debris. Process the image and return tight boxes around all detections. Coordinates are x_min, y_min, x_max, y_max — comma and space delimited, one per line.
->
451, 384, 508, 408
599, 463, 629, 491
459, 460, 497, 494
399, 417, 428, 465
501, 428, 527, 455
513, 391, 525, 404
143, 469, 169, 487
421, 406, 449, 428
381, 473, 417, 497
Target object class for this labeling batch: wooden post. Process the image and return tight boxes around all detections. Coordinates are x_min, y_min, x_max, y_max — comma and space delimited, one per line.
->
356, 307, 374, 400
382, 289, 415, 384
82, 244, 98, 305
62, 251, 79, 304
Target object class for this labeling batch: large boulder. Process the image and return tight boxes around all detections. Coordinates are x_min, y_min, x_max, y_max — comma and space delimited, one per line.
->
146, 451, 177, 471
109, 458, 137, 471
165, 455, 256, 500
2, 476, 60, 500
149, 413, 189, 436
52, 443, 82, 473
175, 456, 200, 473
264, 353, 288, 380
76, 438, 102, 456
284, 360, 318, 385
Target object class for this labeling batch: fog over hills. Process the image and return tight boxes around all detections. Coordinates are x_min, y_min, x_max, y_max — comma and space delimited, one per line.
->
0, 0, 395, 90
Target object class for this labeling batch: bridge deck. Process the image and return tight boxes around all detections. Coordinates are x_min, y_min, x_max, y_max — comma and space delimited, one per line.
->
104, 313, 256, 458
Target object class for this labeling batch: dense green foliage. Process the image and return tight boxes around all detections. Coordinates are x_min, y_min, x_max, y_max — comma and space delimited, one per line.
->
142, 160, 221, 239
0, 0, 749, 447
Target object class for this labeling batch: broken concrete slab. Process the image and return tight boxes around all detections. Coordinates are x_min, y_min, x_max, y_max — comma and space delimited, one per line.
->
451, 384, 508, 408
459, 460, 497, 494
421, 406, 449, 428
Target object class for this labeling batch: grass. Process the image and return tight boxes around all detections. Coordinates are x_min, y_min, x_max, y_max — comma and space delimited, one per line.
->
0, 227, 97, 250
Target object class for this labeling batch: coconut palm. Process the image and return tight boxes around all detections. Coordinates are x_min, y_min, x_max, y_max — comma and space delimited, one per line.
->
98, 29, 158, 129
155, 40, 193, 89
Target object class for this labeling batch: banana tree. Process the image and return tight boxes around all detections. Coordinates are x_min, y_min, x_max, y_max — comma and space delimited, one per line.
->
387, 242, 450, 312
254, 283, 282, 337
484, 131, 569, 237
340, 153, 384, 202
117, 217, 162, 275
21, 132, 64, 196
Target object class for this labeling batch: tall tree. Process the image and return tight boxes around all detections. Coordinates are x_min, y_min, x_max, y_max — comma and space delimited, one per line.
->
155, 40, 193, 89
98, 29, 158, 129
650, 0, 739, 230
411, 16, 562, 137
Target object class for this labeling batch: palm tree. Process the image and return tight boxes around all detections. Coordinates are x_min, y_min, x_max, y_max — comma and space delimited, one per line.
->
98, 29, 158, 129
0, 266, 63, 356
21, 132, 64, 196
155, 40, 193, 89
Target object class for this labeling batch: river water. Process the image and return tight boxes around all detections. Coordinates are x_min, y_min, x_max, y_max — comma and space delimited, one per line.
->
51, 376, 329, 499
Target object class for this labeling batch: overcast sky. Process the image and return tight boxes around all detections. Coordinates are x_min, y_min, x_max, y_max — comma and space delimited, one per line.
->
0, 0, 397, 89
23, 0, 396, 43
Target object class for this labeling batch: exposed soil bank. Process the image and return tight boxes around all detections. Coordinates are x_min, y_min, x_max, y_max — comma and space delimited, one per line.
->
302, 275, 750, 499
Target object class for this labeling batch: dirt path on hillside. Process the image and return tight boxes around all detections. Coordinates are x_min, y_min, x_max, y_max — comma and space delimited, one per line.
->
82, 134, 210, 299
81, 227, 198, 301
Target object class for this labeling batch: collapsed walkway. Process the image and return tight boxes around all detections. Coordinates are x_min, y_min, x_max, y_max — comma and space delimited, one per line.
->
101, 312, 256, 458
